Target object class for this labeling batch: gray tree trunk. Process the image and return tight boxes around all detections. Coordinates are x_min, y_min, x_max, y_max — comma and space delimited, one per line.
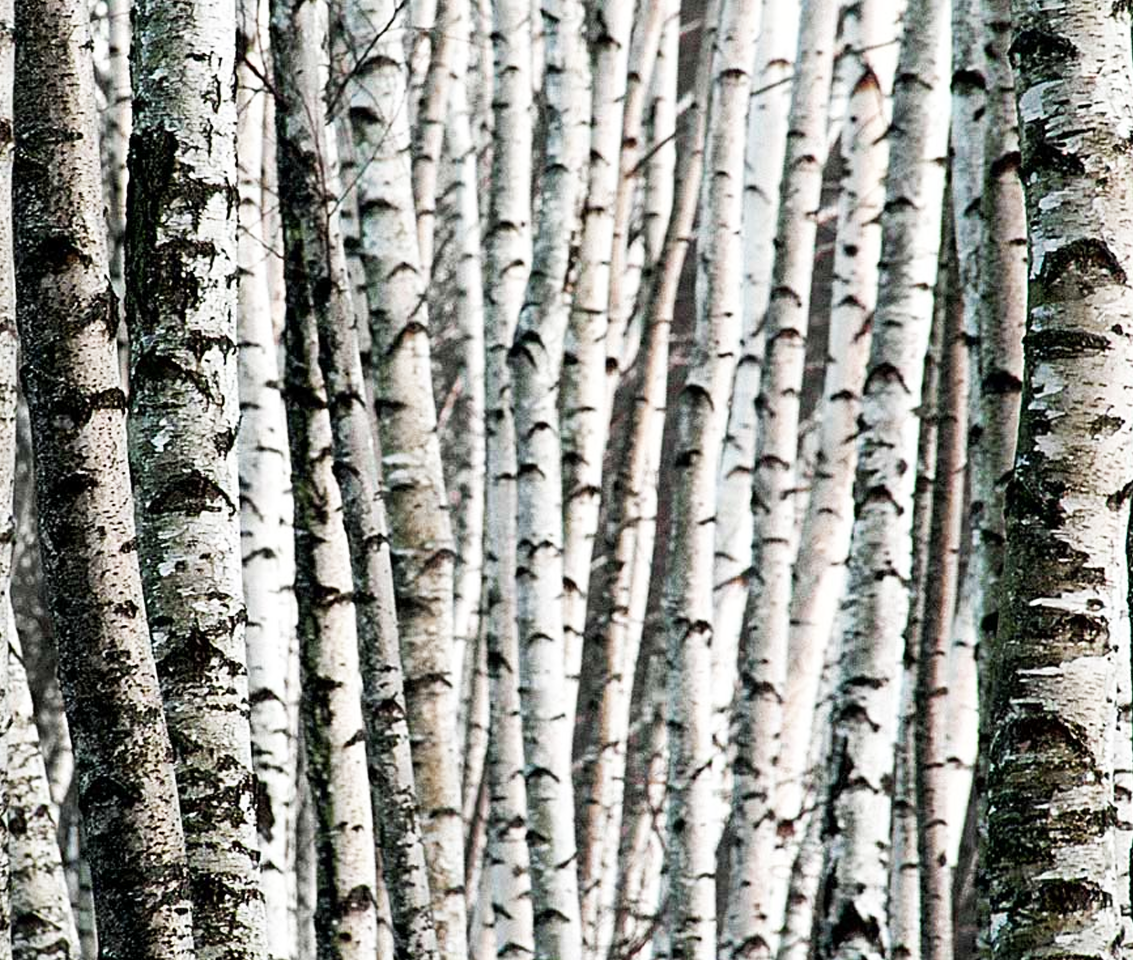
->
13, 0, 195, 952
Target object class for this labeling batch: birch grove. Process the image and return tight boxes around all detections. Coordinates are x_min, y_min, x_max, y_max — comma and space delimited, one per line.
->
7, 2, 1133, 960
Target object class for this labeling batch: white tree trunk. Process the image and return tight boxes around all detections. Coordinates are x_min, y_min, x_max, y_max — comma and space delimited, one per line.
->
986, 4, 1133, 958
816, 2, 950, 957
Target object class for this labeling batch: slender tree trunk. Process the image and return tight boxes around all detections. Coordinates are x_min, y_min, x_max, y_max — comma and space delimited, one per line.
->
13, 0, 195, 953
662, 0, 759, 954
9, 629, 79, 960
237, 4, 299, 956
343, 5, 468, 953
573, 2, 683, 952
508, 1, 590, 954
774, 1, 898, 930
986, 5, 1133, 958
724, 1, 838, 956
915, 230, 966, 960
816, 2, 950, 958
481, 0, 535, 952
273, 6, 387, 959
710, 0, 799, 786
558, 0, 632, 738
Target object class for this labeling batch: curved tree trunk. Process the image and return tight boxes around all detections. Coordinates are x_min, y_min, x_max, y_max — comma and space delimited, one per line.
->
13, 0, 195, 953
986, 5, 1133, 958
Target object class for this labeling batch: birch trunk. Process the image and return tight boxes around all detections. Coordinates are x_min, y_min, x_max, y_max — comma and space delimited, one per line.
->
13, 0, 195, 952
816, 2, 951, 957
558, 0, 632, 736
9, 629, 79, 960
343, 2, 468, 953
126, 0, 265, 953
237, 3, 299, 956
481, 0, 534, 952
0, 0, 14, 948
986, 5, 1133, 958
662, 0, 759, 954
710, 0, 799, 774
915, 236, 966, 960
277, 146, 381, 960
507, 1, 589, 954
724, 1, 838, 955
573, 2, 682, 951
775, 1, 898, 926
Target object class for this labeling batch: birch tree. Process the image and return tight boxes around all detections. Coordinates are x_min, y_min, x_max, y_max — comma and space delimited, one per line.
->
481, 0, 535, 951
661, 0, 759, 954
507, 0, 589, 953
126, 0, 265, 953
724, 0, 838, 955
343, 2, 467, 954
986, 4, 1133, 958
9, 630, 79, 960
237, 3, 300, 954
13, 0, 195, 952
817, 2, 950, 957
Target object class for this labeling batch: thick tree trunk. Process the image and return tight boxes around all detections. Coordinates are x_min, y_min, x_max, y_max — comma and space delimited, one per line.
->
13, 0, 195, 953
986, 5, 1133, 958
126, 0, 265, 954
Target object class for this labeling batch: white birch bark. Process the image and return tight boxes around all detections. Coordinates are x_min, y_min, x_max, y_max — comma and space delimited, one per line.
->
915, 244, 966, 960
343, 2, 468, 954
710, 0, 799, 776
816, 2, 951, 957
774, 3, 898, 929
661, 0, 759, 954
724, 1, 838, 955
558, 0, 633, 737
237, 6, 299, 956
986, 5, 1133, 958
126, 0, 265, 952
103, 0, 130, 300
507, 1, 589, 954
574, 3, 681, 953
481, 0, 534, 952
13, 0, 195, 950
8, 628, 79, 960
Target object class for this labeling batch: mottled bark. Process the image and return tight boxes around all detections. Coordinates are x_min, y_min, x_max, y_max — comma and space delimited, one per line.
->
986, 4, 1133, 959
126, 0, 265, 953
13, 0, 195, 952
